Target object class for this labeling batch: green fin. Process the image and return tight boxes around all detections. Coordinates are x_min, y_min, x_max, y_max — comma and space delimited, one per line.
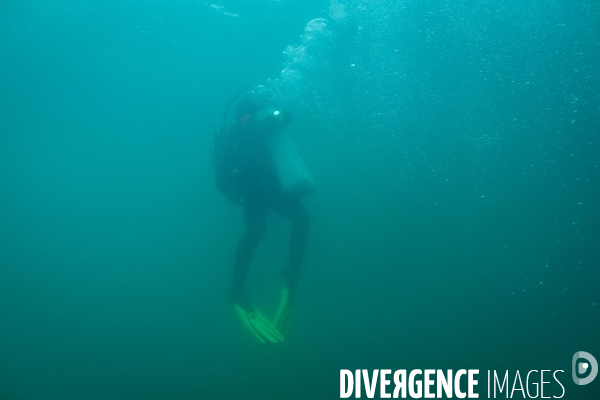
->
235, 303, 284, 344
274, 283, 292, 332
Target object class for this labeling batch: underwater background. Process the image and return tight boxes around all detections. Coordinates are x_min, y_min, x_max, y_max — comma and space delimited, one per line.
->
1, 0, 598, 399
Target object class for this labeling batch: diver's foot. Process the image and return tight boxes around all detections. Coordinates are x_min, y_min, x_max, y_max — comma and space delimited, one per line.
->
228, 288, 253, 312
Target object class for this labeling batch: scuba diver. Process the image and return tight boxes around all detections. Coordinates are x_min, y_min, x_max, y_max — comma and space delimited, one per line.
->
213, 86, 314, 344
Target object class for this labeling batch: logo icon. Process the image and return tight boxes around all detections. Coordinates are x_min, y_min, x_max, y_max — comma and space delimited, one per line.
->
572, 351, 598, 385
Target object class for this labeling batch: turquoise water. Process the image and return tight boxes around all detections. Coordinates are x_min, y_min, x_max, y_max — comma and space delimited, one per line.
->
0, 1, 598, 399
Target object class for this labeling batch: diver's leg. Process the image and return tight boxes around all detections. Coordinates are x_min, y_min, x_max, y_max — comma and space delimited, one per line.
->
271, 195, 311, 292
230, 202, 268, 304
269, 194, 310, 331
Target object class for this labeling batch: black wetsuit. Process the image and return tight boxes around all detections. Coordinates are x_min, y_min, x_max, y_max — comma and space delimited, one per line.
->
228, 116, 310, 303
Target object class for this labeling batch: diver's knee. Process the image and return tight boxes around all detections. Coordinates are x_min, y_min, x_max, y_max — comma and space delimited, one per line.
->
294, 212, 310, 232
241, 226, 266, 246
296, 209, 311, 231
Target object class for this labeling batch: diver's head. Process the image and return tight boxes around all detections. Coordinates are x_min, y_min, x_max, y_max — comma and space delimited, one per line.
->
247, 85, 275, 110
236, 86, 276, 117
235, 98, 258, 120
235, 85, 292, 126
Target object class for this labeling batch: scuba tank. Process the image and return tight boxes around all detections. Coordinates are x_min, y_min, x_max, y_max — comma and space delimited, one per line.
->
257, 108, 315, 198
